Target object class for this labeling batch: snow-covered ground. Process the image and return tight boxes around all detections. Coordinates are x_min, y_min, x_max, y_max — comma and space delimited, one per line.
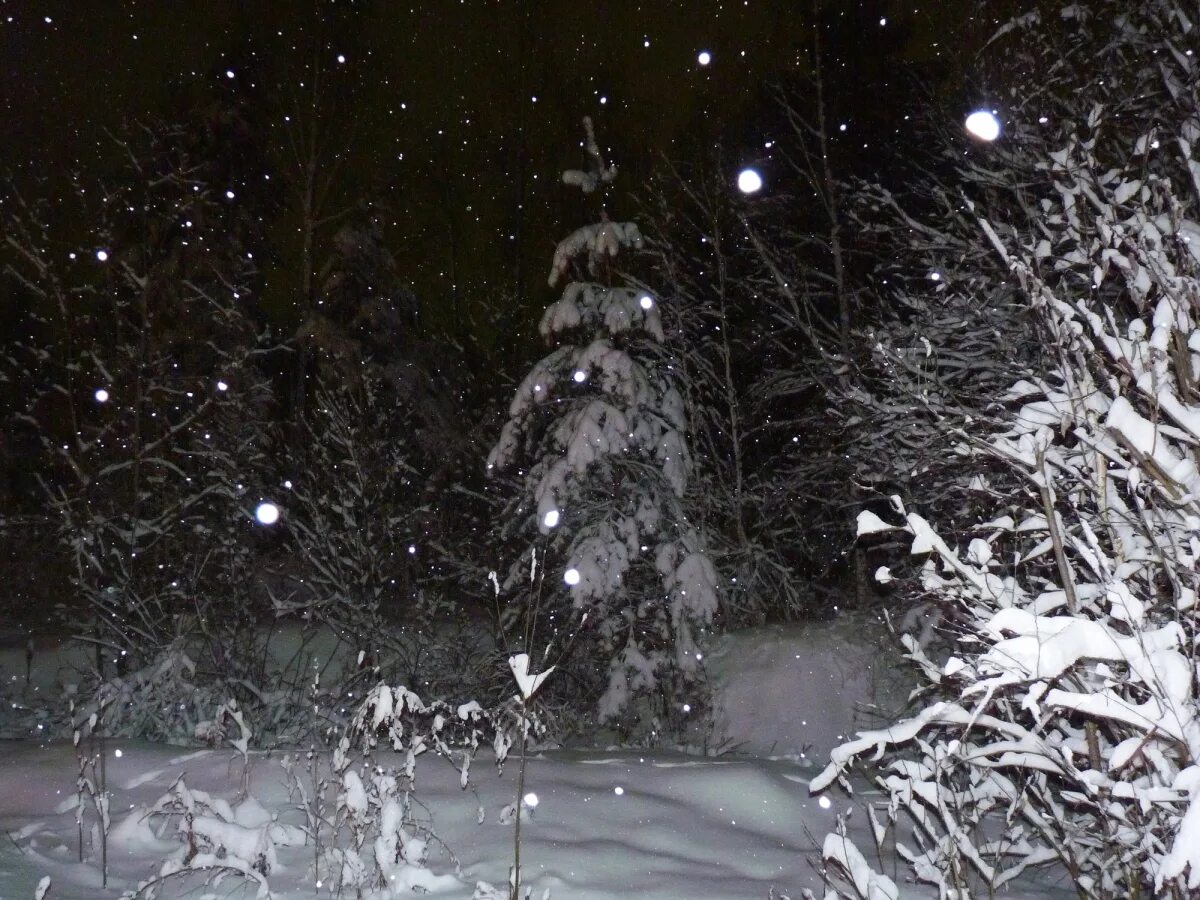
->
0, 740, 859, 899
705, 618, 911, 761
0, 619, 945, 899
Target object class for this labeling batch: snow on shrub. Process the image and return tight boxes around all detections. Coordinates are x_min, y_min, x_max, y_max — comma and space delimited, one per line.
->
812, 3, 1200, 896
314, 680, 529, 897
129, 776, 306, 898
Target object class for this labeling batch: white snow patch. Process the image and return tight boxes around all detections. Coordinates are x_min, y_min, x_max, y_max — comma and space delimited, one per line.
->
704, 619, 911, 760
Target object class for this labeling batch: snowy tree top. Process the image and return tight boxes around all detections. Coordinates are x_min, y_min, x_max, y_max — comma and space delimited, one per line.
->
548, 221, 644, 287
561, 115, 617, 195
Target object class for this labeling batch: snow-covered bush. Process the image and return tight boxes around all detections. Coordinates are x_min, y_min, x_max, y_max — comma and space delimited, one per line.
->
488, 117, 718, 737
125, 679, 517, 898
318, 681, 517, 896
268, 371, 505, 724
271, 375, 421, 626
840, 169, 1040, 541
813, 3, 1200, 895
127, 775, 306, 899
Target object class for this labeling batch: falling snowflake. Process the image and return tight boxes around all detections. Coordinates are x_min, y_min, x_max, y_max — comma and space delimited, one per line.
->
965, 110, 1001, 142
737, 169, 763, 194
254, 502, 280, 525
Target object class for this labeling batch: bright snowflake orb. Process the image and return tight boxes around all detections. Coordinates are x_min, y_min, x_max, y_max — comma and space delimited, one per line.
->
573, 369, 587, 383
94, 388, 109, 403
818, 795, 832, 809
225, 69, 235, 79
522, 792, 539, 808
697, 50, 712, 66
216, 380, 228, 391
95, 249, 109, 262
543, 509, 560, 528
965, 110, 1001, 142
614, 786, 624, 796
737, 168, 763, 194
564, 567, 581, 586
639, 294, 654, 310
254, 501, 280, 525
336, 54, 346, 63
225, 189, 236, 199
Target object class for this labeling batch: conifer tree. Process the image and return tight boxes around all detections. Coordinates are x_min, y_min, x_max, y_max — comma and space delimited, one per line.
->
489, 118, 718, 732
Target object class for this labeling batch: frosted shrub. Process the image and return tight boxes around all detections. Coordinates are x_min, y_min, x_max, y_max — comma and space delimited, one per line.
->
76, 645, 203, 745
301, 681, 515, 896
812, 4, 1200, 896
640, 165, 814, 623
126, 775, 305, 899
488, 118, 718, 737
4, 122, 277, 719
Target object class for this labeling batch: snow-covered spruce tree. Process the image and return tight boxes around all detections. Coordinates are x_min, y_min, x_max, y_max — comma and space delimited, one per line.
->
3, 123, 276, 732
813, 3, 1200, 896
488, 118, 718, 735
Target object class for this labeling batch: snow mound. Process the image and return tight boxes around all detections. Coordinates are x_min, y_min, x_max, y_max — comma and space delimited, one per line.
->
705, 617, 911, 760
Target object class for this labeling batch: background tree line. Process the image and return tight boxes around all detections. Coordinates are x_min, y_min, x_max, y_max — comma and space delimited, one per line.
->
0, 0, 1044, 742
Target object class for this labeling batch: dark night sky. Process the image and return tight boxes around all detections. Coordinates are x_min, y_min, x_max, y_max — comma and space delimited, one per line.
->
1, 1, 992, 336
